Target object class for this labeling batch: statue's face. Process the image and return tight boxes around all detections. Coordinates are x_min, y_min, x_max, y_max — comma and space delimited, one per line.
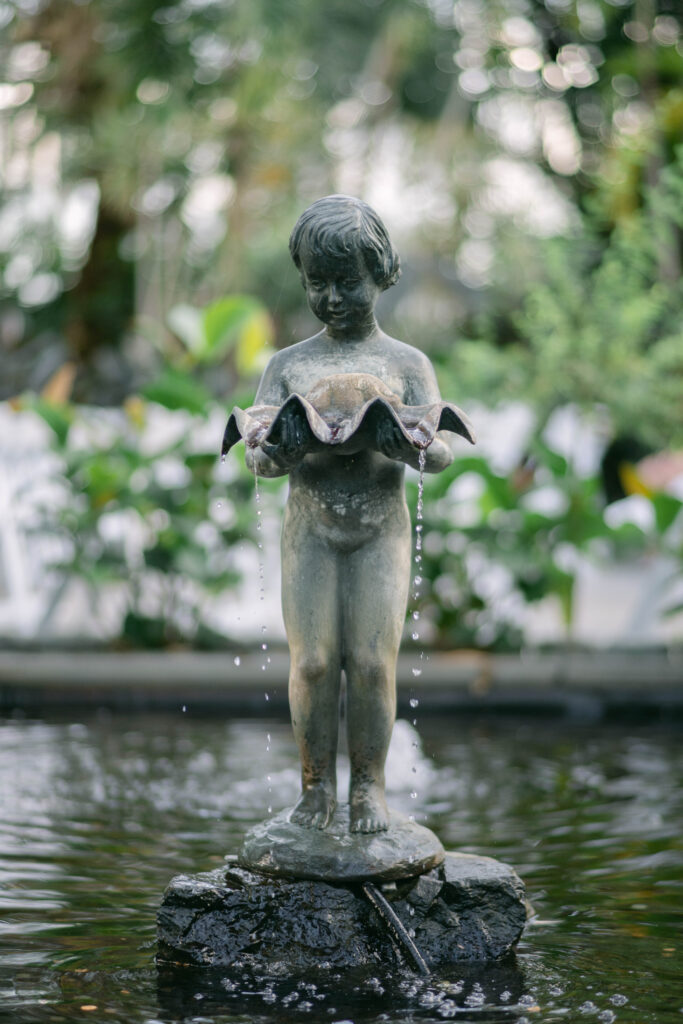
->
298, 243, 379, 334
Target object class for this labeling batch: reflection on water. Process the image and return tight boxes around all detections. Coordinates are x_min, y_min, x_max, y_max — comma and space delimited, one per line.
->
1, 712, 682, 1023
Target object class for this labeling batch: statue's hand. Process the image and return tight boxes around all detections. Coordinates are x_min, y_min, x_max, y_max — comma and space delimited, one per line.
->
262, 409, 312, 468
375, 418, 406, 461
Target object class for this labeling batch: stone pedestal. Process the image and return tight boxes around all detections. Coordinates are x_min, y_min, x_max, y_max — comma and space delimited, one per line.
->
239, 805, 444, 882
157, 851, 527, 971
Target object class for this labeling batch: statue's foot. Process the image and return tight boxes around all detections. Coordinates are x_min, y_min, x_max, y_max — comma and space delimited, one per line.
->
350, 786, 390, 833
290, 785, 336, 830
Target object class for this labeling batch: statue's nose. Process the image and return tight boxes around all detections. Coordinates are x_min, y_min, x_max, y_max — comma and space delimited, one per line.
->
327, 283, 342, 306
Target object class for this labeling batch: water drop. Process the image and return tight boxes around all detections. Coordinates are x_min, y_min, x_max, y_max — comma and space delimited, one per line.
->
412, 631, 419, 641
233, 656, 241, 666
414, 575, 422, 586
264, 692, 269, 701
261, 642, 267, 650
412, 668, 422, 677
412, 611, 420, 621
181, 705, 187, 712
409, 697, 419, 708
410, 790, 417, 799
220, 454, 226, 464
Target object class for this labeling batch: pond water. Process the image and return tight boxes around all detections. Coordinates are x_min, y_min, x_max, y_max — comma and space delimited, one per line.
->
1, 710, 682, 1024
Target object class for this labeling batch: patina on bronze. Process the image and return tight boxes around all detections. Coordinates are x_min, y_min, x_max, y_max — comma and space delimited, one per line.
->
230, 195, 475, 879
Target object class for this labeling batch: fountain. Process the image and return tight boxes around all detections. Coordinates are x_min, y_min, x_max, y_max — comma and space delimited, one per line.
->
157, 195, 527, 973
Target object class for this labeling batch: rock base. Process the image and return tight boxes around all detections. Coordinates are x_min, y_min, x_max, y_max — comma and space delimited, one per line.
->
157, 851, 527, 970
239, 805, 444, 882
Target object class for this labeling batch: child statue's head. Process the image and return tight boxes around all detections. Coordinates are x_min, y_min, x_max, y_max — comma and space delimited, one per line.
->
289, 195, 401, 292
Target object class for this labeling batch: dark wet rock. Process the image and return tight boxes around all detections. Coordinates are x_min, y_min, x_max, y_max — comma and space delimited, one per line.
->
157, 852, 527, 970
238, 805, 444, 882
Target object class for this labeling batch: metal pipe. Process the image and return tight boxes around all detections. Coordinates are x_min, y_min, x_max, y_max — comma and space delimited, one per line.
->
362, 881, 430, 976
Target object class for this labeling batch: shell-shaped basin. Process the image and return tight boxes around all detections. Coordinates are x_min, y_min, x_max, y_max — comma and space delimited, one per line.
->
221, 372, 475, 458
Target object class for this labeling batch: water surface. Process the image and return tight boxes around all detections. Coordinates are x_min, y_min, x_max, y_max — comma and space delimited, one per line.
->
1, 711, 681, 1023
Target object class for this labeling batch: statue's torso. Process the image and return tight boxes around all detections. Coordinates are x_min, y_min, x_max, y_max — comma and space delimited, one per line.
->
278, 334, 413, 550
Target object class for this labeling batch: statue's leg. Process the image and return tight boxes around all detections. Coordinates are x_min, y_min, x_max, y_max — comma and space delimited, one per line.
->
282, 511, 341, 830
343, 513, 411, 833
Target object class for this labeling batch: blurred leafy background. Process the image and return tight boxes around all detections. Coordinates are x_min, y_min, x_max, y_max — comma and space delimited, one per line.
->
0, 0, 681, 649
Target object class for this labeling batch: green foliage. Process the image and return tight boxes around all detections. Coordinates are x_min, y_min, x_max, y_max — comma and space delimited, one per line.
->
30, 398, 256, 647
3, 0, 682, 649
142, 368, 213, 415
166, 295, 275, 369
406, 441, 681, 650
443, 151, 683, 450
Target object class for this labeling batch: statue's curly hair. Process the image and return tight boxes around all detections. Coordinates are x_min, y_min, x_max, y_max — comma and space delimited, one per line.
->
289, 195, 401, 291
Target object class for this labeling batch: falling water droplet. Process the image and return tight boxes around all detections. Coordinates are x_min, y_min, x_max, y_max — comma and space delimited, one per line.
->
264, 692, 269, 701
182, 705, 186, 712
220, 454, 226, 464
233, 656, 241, 666
409, 698, 419, 708
411, 631, 419, 641
410, 790, 418, 800
412, 668, 422, 677
412, 611, 420, 621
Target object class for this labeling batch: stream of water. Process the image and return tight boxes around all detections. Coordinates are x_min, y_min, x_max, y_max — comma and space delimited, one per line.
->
1, 712, 681, 1024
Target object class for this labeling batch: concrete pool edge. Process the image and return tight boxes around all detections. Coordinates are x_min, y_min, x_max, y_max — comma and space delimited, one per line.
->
0, 648, 681, 717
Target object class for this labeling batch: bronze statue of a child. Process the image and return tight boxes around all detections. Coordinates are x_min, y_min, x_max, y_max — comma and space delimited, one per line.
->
244, 195, 458, 834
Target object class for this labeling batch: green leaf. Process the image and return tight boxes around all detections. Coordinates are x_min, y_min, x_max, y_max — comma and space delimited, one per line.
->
167, 304, 204, 354
653, 493, 682, 534
198, 295, 275, 371
201, 295, 261, 362
30, 397, 73, 447
142, 368, 212, 415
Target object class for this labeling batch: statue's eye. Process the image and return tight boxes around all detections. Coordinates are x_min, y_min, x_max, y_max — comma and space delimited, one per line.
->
308, 279, 324, 289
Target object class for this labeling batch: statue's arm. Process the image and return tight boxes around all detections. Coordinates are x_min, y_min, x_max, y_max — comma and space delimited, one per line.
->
400, 354, 456, 473
244, 353, 314, 478
244, 355, 291, 479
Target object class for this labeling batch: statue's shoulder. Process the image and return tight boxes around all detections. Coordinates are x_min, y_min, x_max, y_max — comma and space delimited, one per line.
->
380, 332, 434, 374
263, 333, 322, 376
271, 332, 325, 364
